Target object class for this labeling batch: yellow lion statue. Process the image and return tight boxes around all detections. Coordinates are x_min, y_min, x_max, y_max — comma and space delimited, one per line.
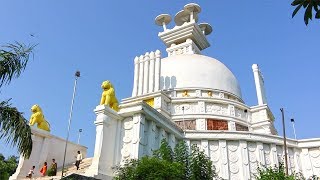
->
100, 80, 119, 111
29, 104, 50, 132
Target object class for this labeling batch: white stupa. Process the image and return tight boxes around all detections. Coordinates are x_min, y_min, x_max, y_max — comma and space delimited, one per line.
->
85, 3, 320, 180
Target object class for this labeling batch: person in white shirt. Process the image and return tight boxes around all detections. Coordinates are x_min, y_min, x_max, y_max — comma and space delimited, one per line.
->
26, 166, 35, 178
75, 150, 83, 170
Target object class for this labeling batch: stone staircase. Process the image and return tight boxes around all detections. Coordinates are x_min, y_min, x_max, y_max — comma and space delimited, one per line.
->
21, 158, 93, 180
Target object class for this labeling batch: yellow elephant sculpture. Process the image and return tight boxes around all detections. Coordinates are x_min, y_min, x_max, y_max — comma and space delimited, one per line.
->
100, 80, 119, 111
29, 104, 50, 132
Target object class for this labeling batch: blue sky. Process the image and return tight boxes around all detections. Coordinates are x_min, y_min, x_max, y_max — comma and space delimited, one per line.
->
1, 0, 319, 157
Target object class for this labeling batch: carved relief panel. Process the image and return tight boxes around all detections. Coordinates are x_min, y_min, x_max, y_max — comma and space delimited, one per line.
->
206, 103, 228, 115
174, 120, 196, 130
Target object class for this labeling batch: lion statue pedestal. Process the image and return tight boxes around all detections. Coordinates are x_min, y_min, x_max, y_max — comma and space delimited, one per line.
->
85, 105, 122, 180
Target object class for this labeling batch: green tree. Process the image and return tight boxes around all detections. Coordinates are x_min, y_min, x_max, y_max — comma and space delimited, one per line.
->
291, 0, 320, 25
114, 140, 218, 180
189, 144, 216, 180
0, 153, 19, 180
174, 141, 190, 179
255, 163, 303, 180
0, 42, 35, 158
153, 139, 173, 162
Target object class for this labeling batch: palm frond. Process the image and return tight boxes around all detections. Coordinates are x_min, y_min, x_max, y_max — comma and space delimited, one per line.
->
0, 42, 36, 87
0, 100, 32, 158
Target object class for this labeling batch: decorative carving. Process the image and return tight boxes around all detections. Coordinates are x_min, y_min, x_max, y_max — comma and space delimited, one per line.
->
182, 90, 189, 97
230, 163, 239, 173
229, 105, 235, 117
228, 141, 239, 152
229, 152, 239, 163
235, 123, 249, 131
154, 97, 161, 108
175, 120, 196, 130
264, 144, 271, 166
228, 141, 239, 177
173, 103, 197, 114
206, 103, 228, 115
235, 107, 246, 119
209, 141, 219, 151
100, 80, 119, 111
219, 92, 224, 98
195, 90, 201, 97
207, 91, 212, 97
198, 101, 205, 113
124, 121, 133, 130
123, 136, 132, 143
121, 146, 131, 158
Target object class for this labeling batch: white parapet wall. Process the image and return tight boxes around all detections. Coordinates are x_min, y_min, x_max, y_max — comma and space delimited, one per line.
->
10, 126, 87, 180
185, 131, 320, 179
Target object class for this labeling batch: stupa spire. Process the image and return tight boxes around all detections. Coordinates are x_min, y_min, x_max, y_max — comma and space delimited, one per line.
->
155, 3, 213, 57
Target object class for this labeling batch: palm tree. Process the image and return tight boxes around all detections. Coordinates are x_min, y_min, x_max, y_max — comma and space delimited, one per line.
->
0, 42, 35, 158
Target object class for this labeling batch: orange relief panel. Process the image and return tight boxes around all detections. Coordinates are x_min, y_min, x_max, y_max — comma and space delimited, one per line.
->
207, 119, 228, 130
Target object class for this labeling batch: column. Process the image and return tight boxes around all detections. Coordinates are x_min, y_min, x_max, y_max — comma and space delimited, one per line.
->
148, 51, 155, 93
256, 142, 265, 165
252, 64, 266, 105
143, 52, 149, 94
228, 121, 236, 131
201, 140, 209, 156
154, 50, 161, 91
270, 144, 279, 166
293, 148, 302, 173
239, 141, 250, 180
131, 114, 145, 159
219, 140, 229, 179
147, 121, 156, 155
132, 56, 139, 96
196, 119, 206, 130
85, 105, 122, 179
138, 55, 144, 95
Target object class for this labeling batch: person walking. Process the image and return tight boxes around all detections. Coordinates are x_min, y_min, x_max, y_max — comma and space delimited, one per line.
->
50, 159, 57, 175
40, 162, 47, 176
75, 151, 83, 170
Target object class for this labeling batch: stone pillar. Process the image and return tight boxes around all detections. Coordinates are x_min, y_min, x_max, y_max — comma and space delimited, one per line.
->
10, 127, 51, 180
270, 144, 279, 166
256, 142, 265, 165
196, 119, 206, 130
219, 140, 229, 179
154, 50, 161, 91
239, 141, 250, 180
201, 140, 209, 156
293, 148, 302, 173
300, 148, 314, 178
147, 121, 156, 155
149, 51, 155, 93
138, 55, 144, 95
252, 64, 266, 105
85, 105, 122, 180
132, 56, 139, 97
131, 114, 145, 159
228, 121, 236, 131
143, 53, 149, 94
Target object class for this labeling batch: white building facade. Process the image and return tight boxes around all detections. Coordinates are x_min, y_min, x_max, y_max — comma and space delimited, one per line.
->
86, 3, 320, 180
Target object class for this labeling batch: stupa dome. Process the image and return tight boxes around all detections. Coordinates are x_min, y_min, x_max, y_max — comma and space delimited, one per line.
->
160, 54, 242, 98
